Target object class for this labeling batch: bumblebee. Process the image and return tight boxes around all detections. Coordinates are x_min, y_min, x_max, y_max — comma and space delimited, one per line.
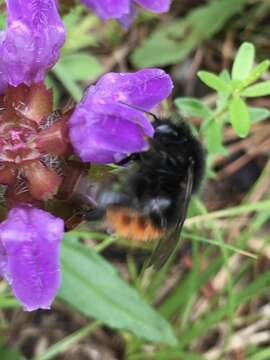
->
84, 107, 205, 269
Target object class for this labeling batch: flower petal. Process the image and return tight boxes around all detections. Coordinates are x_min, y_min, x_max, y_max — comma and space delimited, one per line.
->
118, 3, 137, 29
90, 68, 173, 110
68, 69, 173, 164
35, 116, 69, 155
0, 0, 65, 89
69, 108, 151, 163
81, 0, 130, 20
134, 0, 170, 12
77, 92, 154, 136
0, 242, 7, 277
24, 161, 62, 200
0, 206, 64, 311
4, 83, 53, 124
23, 83, 53, 124
0, 164, 16, 185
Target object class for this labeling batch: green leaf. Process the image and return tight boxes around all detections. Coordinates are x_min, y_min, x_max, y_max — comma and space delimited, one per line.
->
242, 81, 270, 97
59, 238, 177, 345
232, 42, 255, 80
52, 62, 83, 101
248, 348, 270, 360
131, 22, 192, 67
242, 60, 270, 88
0, 347, 21, 360
204, 119, 224, 154
229, 97, 251, 137
174, 97, 212, 118
219, 69, 231, 82
198, 71, 232, 95
63, 10, 98, 52
0, 12, 6, 30
0, 297, 20, 309
249, 107, 270, 123
57, 53, 103, 82
52, 53, 103, 101
217, 70, 232, 107
131, 0, 244, 67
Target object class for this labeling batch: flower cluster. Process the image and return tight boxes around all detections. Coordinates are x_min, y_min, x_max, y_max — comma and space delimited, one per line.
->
0, 0, 67, 310
0, 83, 69, 205
0, 0, 173, 310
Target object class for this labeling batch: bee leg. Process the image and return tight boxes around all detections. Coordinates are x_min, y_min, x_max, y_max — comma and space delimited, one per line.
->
115, 153, 140, 166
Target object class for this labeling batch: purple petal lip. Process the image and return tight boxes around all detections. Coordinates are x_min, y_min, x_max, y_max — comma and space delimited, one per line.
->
93, 69, 173, 109
68, 69, 173, 164
0, 0, 66, 92
69, 106, 151, 163
0, 206, 64, 311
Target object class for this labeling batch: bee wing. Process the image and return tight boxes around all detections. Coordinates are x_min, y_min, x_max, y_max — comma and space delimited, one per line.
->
147, 164, 194, 270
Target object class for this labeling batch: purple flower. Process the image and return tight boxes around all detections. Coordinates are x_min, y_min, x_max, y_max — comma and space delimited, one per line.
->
81, 0, 170, 24
81, 0, 130, 21
68, 69, 173, 164
0, 0, 65, 92
0, 206, 64, 311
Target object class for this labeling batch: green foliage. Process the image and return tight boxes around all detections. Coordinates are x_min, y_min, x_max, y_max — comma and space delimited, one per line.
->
204, 119, 224, 153
249, 107, 270, 123
0, 347, 21, 360
174, 98, 212, 119
176, 42, 270, 153
0, 13, 5, 30
59, 234, 177, 345
232, 42, 255, 80
131, 0, 244, 67
197, 71, 232, 96
0, 0, 5, 29
242, 81, 270, 97
48, 7, 103, 102
0, 297, 20, 309
52, 53, 103, 101
33, 322, 100, 360
229, 96, 250, 137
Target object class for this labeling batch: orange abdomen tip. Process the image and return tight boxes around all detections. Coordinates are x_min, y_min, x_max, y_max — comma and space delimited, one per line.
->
106, 207, 164, 242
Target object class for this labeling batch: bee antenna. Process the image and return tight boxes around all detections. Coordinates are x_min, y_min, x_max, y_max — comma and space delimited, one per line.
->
118, 101, 160, 122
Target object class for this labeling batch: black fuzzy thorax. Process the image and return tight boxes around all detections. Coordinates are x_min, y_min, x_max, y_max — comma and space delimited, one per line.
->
112, 118, 205, 229
138, 118, 205, 193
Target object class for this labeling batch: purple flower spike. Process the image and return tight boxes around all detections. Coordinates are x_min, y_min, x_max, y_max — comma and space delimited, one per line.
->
82, 0, 170, 25
68, 69, 173, 164
0, 206, 64, 311
0, 0, 65, 91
